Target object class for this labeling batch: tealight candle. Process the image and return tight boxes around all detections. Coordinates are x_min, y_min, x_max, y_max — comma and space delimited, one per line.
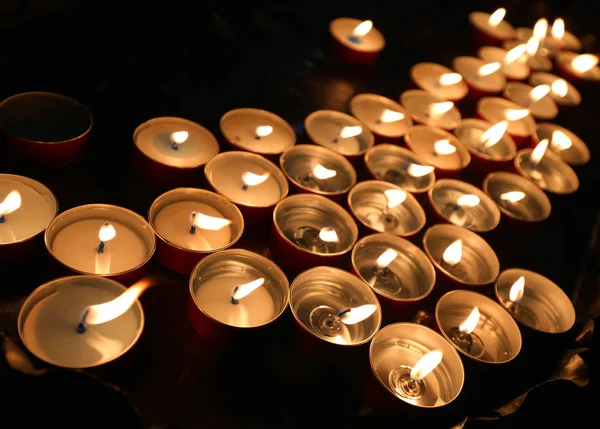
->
348, 181, 426, 239
483, 172, 551, 224
476, 97, 536, 147
271, 194, 358, 273
477, 45, 531, 81
428, 179, 501, 233
404, 126, 471, 178
0, 91, 93, 166
502, 38, 553, 73
148, 188, 244, 274
219, 108, 296, 159
352, 234, 435, 321
18, 275, 145, 368
555, 52, 600, 83
436, 290, 521, 364
329, 18, 385, 66
349, 93, 413, 142
534, 123, 589, 166
188, 249, 289, 345
363, 144, 436, 199
409, 63, 469, 102
452, 56, 507, 99
304, 110, 375, 163
279, 144, 356, 202
502, 82, 558, 120
400, 90, 461, 130
515, 18, 582, 55
0, 174, 58, 259
514, 140, 579, 195
529, 72, 581, 107
468, 8, 516, 46
45, 204, 156, 283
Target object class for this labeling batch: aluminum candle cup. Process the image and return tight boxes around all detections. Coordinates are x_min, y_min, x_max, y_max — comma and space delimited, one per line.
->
529, 72, 581, 107
188, 249, 289, 346
270, 194, 358, 273
45, 204, 156, 284
329, 18, 385, 66
477, 46, 530, 81
534, 123, 590, 166
148, 188, 244, 274
476, 97, 536, 148
428, 180, 501, 233
349, 93, 412, 142
279, 144, 357, 202
348, 181, 426, 239
219, 108, 296, 160
364, 144, 436, 199
404, 126, 471, 178
0, 91, 93, 166
502, 39, 553, 72
555, 51, 600, 84
503, 82, 558, 120
18, 275, 144, 368
468, 9, 516, 46
352, 234, 436, 321
400, 90, 461, 131
409, 63, 469, 102
453, 56, 507, 99
514, 147, 579, 195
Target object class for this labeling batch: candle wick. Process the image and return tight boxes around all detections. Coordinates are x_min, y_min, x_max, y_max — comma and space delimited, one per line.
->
0, 215, 5, 223
336, 307, 351, 318
347, 35, 362, 44
76, 308, 89, 334
190, 225, 196, 234
172, 143, 179, 150
255, 135, 261, 140
97, 241, 106, 253
231, 286, 239, 305
242, 184, 249, 191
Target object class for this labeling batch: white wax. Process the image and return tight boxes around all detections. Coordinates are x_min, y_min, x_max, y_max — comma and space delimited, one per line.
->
478, 46, 530, 81
478, 98, 536, 138
154, 201, 232, 251
51, 219, 149, 274
469, 11, 515, 40
0, 180, 55, 244
400, 90, 461, 130
22, 284, 140, 368
305, 111, 371, 155
329, 18, 385, 52
503, 82, 558, 120
410, 63, 469, 101
453, 56, 506, 93
349, 94, 411, 138
194, 274, 276, 327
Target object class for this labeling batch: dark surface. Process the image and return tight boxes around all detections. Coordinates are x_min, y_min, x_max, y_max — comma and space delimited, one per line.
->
0, 1, 599, 428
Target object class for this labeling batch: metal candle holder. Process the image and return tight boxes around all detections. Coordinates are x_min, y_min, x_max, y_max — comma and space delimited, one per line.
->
514, 148, 579, 195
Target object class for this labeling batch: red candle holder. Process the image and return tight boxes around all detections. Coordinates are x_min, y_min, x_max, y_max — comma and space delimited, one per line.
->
329, 18, 385, 66
513, 147, 579, 195
453, 56, 507, 100
529, 72, 581, 107
554, 51, 600, 86
502, 39, 553, 72
534, 122, 590, 166
349, 93, 412, 143
0, 91, 93, 166
503, 82, 558, 121
400, 90, 461, 131
468, 9, 516, 46
187, 249, 289, 346
410, 63, 469, 102
476, 97, 536, 148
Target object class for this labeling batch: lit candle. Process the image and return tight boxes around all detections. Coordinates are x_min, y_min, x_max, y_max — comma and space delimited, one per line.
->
477, 45, 531, 81
529, 72, 581, 106
410, 63, 469, 102
400, 90, 461, 130
329, 18, 385, 65
535, 123, 590, 166
468, 8, 516, 45
555, 52, 600, 82
476, 97, 536, 147
453, 56, 507, 98
503, 82, 558, 120
349, 93, 412, 141
517, 17, 582, 55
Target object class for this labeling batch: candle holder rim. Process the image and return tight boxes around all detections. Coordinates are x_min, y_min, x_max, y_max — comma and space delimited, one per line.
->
477, 97, 536, 137
329, 17, 386, 51
452, 56, 508, 91
349, 93, 413, 137
17, 275, 145, 369
410, 62, 470, 98
468, 10, 516, 35
304, 110, 375, 155
502, 82, 558, 120
535, 122, 590, 166
528, 72, 581, 104
455, 118, 517, 162
405, 125, 472, 170
513, 148, 579, 195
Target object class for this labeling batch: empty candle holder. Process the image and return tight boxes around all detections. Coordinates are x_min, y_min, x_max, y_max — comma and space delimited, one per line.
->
468, 8, 516, 46
400, 90, 462, 131
351, 233, 436, 322
349, 93, 412, 143
410, 63, 469, 102
502, 82, 558, 120
529, 72, 581, 107
476, 97, 536, 148
452, 56, 507, 100
271, 194, 358, 273
534, 123, 590, 166
348, 181, 426, 239
188, 249, 289, 346
428, 179, 501, 233
279, 144, 356, 203
329, 18, 385, 66
477, 46, 530, 81
514, 145, 579, 195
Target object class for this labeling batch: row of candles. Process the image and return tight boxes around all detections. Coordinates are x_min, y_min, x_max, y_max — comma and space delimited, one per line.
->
0, 6, 591, 413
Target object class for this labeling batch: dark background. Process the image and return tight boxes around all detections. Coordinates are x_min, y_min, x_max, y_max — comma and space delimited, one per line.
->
0, 0, 599, 428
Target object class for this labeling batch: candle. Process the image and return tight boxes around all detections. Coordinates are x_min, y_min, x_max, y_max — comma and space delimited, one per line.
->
404, 126, 471, 177
452, 56, 507, 98
428, 179, 501, 233
515, 18, 582, 55
347, 181, 426, 238
0, 91, 93, 166
436, 290, 522, 364
476, 97, 536, 147
349, 93, 413, 141
400, 90, 461, 130
468, 8, 516, 45
18, 275, 145, 368
219, 108, 296, 158
502, 82, 558, 120
534, 123, 590, 166
529, 72, 581, 107
477, 45, 531, 81
555, 52, 600, 83
482, 172, 551, 223
304, 110, 375, 161
409, 63, 469, 102
45, 204, 156, 282
364, 144, 436, 198
329, 18, 385, 66
279, 144, 356, 201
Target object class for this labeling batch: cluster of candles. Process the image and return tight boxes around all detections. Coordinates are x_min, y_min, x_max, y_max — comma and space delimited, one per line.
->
1, 6, 589, 415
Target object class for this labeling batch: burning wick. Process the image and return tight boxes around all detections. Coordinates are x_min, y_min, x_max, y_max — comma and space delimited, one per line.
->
488, 8, 506, 27
425, 102, 454, 118
551, 130, 572, 151
438, 73, 463, 87
241, 171, 270, 191
410, 350, 443, 381
189, 211, 232, 235
97, 222, 116, 254
440, 239, 468, 280
313, 163, 337, 180
476, 62, 501, 78
480, 121, 508, 149
551, 79, 568, 98
391, 349, 443, 400
533, 18, 548, 40
384, 189, 407, 208
526, 37, 540, 57
529, 139, 548, 171
500, 191, 526, 208
348, 20, 373, 44
319, 226, 338, 243
0, 191, 22, 223
333, 125, 362, 143
551, 18, 565, 40
505, 108, 530, 121
332, 304, 377, 325
508, 276, 525, 314
433, 139, 457, 156
529, 85, 551, 105
406, 163, 435, 177
171, 131, 189, 150
377, 109, 405, 124
373, 248, 398, 278
230, 278, 265, 305
504, 44, 527, 65
571, 54, 599, 74
447, 306, 484, 357
255, 125, 273, 140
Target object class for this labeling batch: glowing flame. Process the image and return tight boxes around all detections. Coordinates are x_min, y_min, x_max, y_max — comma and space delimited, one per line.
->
313, 163, 337, 180
571, 54, 599, 73
434, 139, 457, 155
384, 189, 407, 208
551, 18, 565, 40
477, 62, 502, 77
98, 222, 116, 243
410, 350, 443, 381
505, 108, 529, 121
339, 125, 363, 139
439, 73, 463, 86
551, 79, 569, 97
500, 191, 526, 202
459, 307, 480, 334
241, 171, 270, 187
379, 109, 405, 123
171, 131, 189, 145
505, 44, 527, 64
0, 191, 22, 216
406, 163, 435, 177
509, 276, 525, 303
255, 125, 273, 138
551, 130, 572, 150
530, 139, 548, 168
488, 8, 506, 27
319, 227, 338, 243
481, 121, 508, 148
353, 20, 373, 38
529, 84, 551, 102
526, 37, 540, 56
376, 248, 398, 269
231, 278, 265, 301
442, 239, 462, 267
339, 304, 377, 325
533, 18, 548, 40
426, 101, 454, 117
457, 194, 480, 207
190, 212, 232, 231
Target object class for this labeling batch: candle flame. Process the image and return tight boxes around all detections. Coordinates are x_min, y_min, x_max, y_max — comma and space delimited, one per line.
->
406, 163, 435, 177
376, 248, 398, 269
551, 79, 569, 97
434, 139, 457, 155
500, 191, 526, 202
504, 44, 527, 64
255, 125, 274, 138
533, 18, 549, 40
526, 37, 540, 56
312, 163, 337, 180
459, 307, 480, 334
231, 278, 265, 301
339, 125, 363, 139
529, 84, 551, 102
551, 130, 572, 150
509, 276, 525, 303
481, 121, 508, 148
477, 61, 502, 77
98, 222, 116, 243
505, 108, 529, 121
241, 171, 270, 187
457, 194, 480, 207
426, 101, 454, 117
442, 239, 462, 267
488, 8, 506, 27
353, 20, 373, 38
571, 54, 599, 73
171, 131, 189, 145
439, 73, 463, 86
384, 189, 407, 208
379, 109, 405, 123
551, 18, 565, 40
319, 226, 338, 243
410, 350, 443, 381
531, 139, 548, 168
0, 191, 22, 216
339, 304, 377, 325
190, 212, 232, 231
